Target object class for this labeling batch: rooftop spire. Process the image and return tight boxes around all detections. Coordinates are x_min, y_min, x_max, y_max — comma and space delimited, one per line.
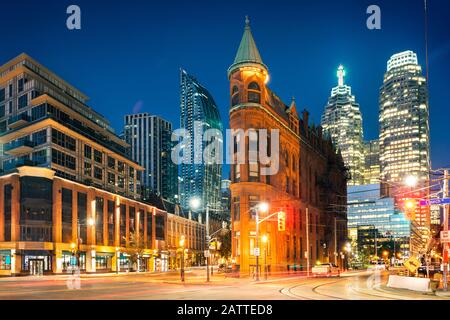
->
228, 16, 268, 78
337, 65, 345, 86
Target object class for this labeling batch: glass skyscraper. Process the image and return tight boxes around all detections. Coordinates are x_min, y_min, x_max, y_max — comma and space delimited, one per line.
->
179, 69, 222, 211
123, 113, 177, 203
347, 184, 410, 259
321, 66, 365, 186
379, 51, 430, 252
363, 140, 380, 185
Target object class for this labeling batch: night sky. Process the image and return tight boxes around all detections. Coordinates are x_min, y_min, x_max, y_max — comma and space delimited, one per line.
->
1, 0, 449, 175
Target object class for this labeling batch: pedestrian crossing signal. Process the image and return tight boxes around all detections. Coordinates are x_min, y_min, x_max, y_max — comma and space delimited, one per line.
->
278, 211, 286, 232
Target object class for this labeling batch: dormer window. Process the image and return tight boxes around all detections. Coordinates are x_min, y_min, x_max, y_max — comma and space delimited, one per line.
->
231, 85, 240, 106
248, 82, 261, 103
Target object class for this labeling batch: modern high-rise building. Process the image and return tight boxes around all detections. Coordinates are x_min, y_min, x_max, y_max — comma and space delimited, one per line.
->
179, 69, 222, 211
123, 113, 177, 203
347, 184, 410, 261
363, 140, 380, 185
379, 50, 431, 253
321, 65, 365, 186
0, 54, 170, 276
228, 18, 348, 274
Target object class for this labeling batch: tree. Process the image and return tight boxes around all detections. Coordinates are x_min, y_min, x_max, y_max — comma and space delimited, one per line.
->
122, 231, 145, 272
218, 230, 232, 260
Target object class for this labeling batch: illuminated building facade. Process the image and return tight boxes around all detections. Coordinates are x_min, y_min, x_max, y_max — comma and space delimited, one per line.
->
321, 65, 365, 186
179, 69, 222, 211
363, 140, 381, 185
0, 54, 199, 275
228, 18, 348, 274
123, 113, 177, 203
379, 51, 431, 253
347, 184, 410, 259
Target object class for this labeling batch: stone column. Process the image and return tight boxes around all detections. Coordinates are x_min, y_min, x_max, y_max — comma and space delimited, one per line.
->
0, 181, 4, 242
10, 176, 20, 242
86, 249, 96, 273
151, 208, 156, 250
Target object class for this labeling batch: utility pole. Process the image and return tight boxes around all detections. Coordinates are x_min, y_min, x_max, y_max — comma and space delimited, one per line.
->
206, 205, 210, 282
255, 207, 260, 281
443, 170, 449, 291
334, 217, 338, 265
306, 207, 310, 277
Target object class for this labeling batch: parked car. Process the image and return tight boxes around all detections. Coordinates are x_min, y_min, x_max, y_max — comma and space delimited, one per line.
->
368, 261, 387, 271
311, 263, 340, 277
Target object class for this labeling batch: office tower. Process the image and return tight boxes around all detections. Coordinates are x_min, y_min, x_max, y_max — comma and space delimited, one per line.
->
179, 69, 222, 211
363, 140, 381, 185
123, 113, 177, 202
347, 184, 410, 262
228, 17, 348, 274
379, 51, 431, 253
321, 65, 365, 186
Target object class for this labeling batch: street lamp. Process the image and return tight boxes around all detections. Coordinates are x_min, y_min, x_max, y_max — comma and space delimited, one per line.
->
255, 202, 269, 282
75, 217, 96, 270
404, 175, 418, 188
262, 234, 268, 280
179, 235, 186, 282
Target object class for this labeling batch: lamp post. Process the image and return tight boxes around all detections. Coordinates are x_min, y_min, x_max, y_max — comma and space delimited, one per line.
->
262, 234, 268, 280
75, 217, 95, 270
255, 202, 269, 282
179, 235, 185, 282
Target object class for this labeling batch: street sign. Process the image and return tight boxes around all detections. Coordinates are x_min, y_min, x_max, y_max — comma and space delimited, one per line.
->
254, 248, 260, 257
204, 250, 210, 257
404, 256, 421, 274
441, 231, 450, 243
420, 198, 450, 206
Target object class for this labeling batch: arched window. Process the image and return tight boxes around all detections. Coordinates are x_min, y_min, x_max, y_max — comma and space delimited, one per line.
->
231, 85, 240, 106
248, 82, 261, 103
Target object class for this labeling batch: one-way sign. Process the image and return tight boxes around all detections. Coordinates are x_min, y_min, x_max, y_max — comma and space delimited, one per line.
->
420, 198, 450, 206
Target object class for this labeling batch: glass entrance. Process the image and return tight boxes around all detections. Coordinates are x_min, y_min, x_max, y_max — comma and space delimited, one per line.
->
29, 259, 44, 276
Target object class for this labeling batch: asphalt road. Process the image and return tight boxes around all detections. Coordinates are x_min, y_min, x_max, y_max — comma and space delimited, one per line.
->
0, 269, 447, 300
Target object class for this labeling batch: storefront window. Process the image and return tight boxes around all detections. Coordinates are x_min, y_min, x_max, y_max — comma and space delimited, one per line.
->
95, 254, 113, 271
0, 251, 11, 270
20, 177, 53, 242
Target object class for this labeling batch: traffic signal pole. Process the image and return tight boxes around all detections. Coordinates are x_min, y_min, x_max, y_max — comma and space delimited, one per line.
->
441, 171, 448, 289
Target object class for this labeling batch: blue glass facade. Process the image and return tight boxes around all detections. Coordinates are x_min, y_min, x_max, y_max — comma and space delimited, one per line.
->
179, 69, 222, 211
347, 184, 410, 257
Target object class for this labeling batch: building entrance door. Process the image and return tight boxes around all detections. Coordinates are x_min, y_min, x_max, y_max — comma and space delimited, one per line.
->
29, 259, 44, 276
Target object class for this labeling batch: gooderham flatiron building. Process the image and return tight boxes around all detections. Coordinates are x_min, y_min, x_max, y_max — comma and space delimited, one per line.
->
228, 18, 348, 275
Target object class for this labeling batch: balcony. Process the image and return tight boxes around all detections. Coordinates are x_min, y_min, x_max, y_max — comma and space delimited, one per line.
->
4, 139, 36, 156
3, 159, 36, 172
7, 113, 31, 129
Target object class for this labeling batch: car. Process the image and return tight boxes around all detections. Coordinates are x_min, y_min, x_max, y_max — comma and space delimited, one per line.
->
368, 261, 387, 271
311, 263, 340, 277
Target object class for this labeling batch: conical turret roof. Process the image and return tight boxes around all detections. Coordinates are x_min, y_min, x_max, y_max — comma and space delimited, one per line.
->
228, 16, 268, 78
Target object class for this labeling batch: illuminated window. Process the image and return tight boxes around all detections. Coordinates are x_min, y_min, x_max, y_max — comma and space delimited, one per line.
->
248, 82, 261, 103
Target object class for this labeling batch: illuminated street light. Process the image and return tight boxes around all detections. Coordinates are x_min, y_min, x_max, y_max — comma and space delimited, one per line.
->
87, 218, 95, 226
179, 236, 186, 282
404, 175, 418, 188
258, 202, 269, 213
190, 197, 201, 210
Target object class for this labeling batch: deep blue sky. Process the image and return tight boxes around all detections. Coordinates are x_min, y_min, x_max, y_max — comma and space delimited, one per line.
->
1, 0, 449, 173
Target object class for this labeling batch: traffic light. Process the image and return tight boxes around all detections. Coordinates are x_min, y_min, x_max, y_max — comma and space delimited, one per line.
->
277, 211, 286, 232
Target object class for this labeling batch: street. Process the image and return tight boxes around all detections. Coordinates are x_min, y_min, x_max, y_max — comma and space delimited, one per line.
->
0, 269, 447, 300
